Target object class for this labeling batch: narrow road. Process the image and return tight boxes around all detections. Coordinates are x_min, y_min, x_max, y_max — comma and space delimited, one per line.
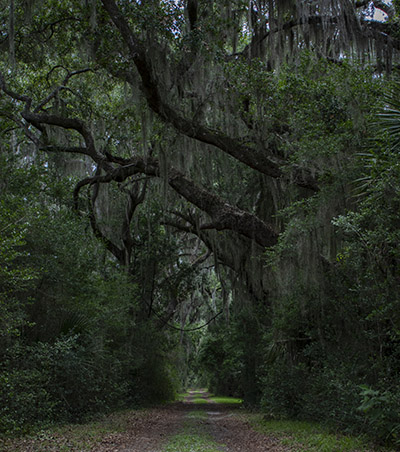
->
93, 390, 296, 452
1, 390, 384, 451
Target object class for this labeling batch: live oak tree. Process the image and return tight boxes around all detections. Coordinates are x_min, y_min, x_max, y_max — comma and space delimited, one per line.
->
2, 0, 400, 440
1, 0, 398, 304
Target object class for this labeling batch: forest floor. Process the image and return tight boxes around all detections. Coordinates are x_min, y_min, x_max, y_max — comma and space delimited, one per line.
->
0, 389, 390, 452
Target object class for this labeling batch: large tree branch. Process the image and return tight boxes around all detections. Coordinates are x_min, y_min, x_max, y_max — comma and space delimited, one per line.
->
74, 154, 278, 248
40, 145, 91, 156
100, 0, 319, 191
167, 168, 278, 247
0, 73, 113, 171
23, 112, 95, 153
164, 213, 270, 300
22, 110, 117, 174
3, 112, 40, 146
0, 73, 32, 108
1, 69, 277, 247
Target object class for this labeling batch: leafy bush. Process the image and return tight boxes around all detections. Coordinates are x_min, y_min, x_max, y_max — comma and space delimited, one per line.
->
358, 385, 400, 446
0, 335, 130, 433
0, 369, 55, 434
260, 359, 308, 418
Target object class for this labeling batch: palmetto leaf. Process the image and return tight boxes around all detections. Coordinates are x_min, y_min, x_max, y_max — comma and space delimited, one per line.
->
377, 81, 400, 150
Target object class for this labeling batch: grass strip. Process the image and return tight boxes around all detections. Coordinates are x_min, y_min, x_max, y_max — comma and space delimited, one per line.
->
247, 414, 392, 452
209, 396, 243, 405
192, 397, 210, 404
163, 410, 224, 452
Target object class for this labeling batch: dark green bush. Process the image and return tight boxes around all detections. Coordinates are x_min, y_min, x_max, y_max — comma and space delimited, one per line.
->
0, 335, 130, 433
0, 369, 55, 434
358, 385, 400, 446
260, 359, 309, 418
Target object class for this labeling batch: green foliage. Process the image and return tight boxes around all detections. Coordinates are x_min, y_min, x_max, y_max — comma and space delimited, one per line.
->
0, 368, 55, 434
196, 301, 267, 405
254, 71, 400, 447
0, 335, 126, 433
0, 158, 38, 341
196, 323, 244, 398
0, 150, 180, 435
260, 360, 307, 419
126, 325, 178, 405
1, 0, 399, 445
358, 385, 400, 445
250, 415, 373, 452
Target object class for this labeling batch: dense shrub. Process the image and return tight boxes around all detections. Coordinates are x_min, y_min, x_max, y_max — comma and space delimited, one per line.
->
260, 359, 364, 425
0, 336, 126, 433
0, 330, 179, 434
260, 360, 309, 418
358, 385, 400, 446
0, 369, 55, 434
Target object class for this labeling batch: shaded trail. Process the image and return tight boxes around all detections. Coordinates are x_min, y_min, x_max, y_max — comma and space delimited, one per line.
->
1, 390, 299, 451
92, 390, 296, 452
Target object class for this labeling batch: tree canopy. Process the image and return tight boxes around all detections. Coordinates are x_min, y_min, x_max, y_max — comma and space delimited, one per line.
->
2, 0, 398, 299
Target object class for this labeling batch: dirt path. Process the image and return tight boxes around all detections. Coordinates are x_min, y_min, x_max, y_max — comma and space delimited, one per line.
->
1, 391, 298, 451
90, 390, 296, 452
201, 409, 296, 452
1, 390, 386, 451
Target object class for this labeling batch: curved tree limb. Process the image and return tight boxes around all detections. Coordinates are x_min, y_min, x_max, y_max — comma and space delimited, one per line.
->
73, 154, 279, 248
154, 249, 212, 328
0, 72, 110, 168
100, 0, 319, 191
163, 213, 270, 301
88, 172, 125, 264
1, 68, 278, 248
157, 309, 223, 333
34, 67, 93, 113
22, 111, 101, 160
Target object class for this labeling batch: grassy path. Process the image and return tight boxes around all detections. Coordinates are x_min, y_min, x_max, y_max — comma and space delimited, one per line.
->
0, 389, 393, 451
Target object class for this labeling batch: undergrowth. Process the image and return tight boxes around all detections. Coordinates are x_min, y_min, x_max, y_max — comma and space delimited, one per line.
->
247, 414, 394, 452
0, 410, 134, 452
